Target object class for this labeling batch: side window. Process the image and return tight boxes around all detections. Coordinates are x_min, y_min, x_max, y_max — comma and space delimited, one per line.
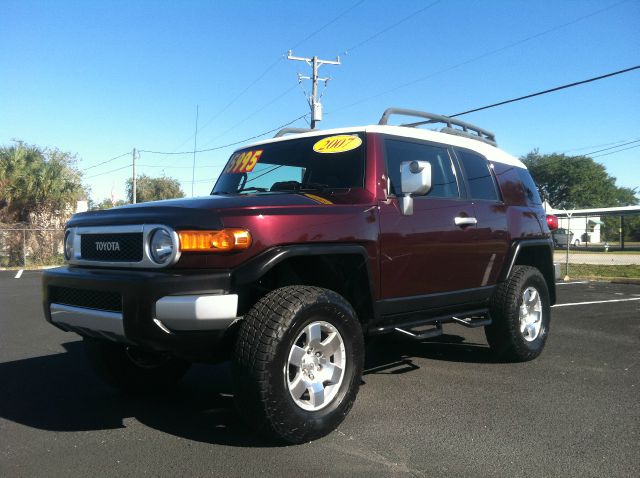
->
384, 139, 459, 198
456, 149, 499, 201
516, 168, 543, 205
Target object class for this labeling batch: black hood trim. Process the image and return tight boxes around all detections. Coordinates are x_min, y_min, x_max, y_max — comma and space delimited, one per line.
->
67, 206, 225, 229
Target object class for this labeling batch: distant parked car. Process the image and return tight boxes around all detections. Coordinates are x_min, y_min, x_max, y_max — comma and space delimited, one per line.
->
552, 228, 580, 247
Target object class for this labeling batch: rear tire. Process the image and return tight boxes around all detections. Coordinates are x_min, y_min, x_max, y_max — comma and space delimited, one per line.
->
233, 286, 364, 444
485, 266, 550, 362
83, 338, 191, 393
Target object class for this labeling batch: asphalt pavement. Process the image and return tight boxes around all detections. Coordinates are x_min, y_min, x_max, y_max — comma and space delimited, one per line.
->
0, 272, 638, 477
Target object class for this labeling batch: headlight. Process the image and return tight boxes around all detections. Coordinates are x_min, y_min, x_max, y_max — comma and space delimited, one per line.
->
149, 229, 174, 264
64, 230, 74, 260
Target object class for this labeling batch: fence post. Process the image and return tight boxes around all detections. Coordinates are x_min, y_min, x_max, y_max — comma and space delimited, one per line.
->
564, 213, 571, 280
22, 229, 27, 268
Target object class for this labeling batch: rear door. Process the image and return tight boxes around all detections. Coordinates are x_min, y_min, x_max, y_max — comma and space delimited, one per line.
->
454, 147, 509, 286
378, 137, 479, 303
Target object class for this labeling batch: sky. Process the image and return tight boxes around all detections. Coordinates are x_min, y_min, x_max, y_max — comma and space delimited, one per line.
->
2, 0, 639, 203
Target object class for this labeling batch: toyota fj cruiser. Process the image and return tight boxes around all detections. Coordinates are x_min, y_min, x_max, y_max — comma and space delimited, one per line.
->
43, 108, 556, 443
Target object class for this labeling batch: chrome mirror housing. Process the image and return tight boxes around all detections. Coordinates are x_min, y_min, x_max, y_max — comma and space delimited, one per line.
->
399, 161, 432, 215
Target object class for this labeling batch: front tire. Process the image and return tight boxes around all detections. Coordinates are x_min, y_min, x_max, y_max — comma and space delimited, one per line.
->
233, 286, 364, 444
485, 266, 551, 362
83, 338, 191, 393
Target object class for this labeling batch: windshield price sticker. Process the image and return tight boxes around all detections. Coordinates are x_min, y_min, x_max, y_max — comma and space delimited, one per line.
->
226, 150, 264, 173
313, 135, 362, 154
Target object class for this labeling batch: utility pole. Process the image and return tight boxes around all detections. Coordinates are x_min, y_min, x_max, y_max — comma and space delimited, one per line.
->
132, 148, 137, 204
287, 50, 340, 129
191, 104, 199, 197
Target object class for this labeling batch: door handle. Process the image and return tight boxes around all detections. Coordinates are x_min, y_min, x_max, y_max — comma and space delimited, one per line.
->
454, 216, 478, 227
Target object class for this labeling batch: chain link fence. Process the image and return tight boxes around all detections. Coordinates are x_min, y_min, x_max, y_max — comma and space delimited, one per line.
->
0, 228, 65, 268
554, 246, 640, 279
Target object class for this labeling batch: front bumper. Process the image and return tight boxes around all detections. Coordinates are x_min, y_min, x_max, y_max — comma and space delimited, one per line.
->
42, 266, 238, 359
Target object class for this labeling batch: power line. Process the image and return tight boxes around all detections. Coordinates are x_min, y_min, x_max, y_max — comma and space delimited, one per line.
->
137, 163, 223, 169
184, 178, 218, 184
330, 0, 631, 113
580, 139, 640, 157
342, 0, 442, 55
188, 57, 285, 142
592, 144, 640, 158
81, 152, 130, 172
85, 163, 132, 179
169, 0, 365, 154
448, 65, 640, 118
291, 0, 366, 51
562, 139, 635, 153
138, 113, 308, 156
197, 83, 299, 149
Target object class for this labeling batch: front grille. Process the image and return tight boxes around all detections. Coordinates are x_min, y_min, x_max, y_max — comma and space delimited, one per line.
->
49, 286, 123, 312
80, 233, 143, 262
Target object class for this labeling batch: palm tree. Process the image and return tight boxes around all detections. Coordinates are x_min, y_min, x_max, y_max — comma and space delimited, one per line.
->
0, 142, 85, 265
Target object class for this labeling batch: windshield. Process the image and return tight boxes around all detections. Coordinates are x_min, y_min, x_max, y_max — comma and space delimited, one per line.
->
212, 133, 366, 195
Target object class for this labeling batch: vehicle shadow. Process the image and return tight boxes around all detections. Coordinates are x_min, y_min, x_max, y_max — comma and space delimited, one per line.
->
364, 333, 499, 375
0, 341, 279, 447
0, 334, 497, 446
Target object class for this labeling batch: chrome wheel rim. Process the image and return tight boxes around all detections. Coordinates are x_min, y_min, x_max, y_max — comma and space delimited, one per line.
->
520, 286, 543, 342
286, 321, 346, 412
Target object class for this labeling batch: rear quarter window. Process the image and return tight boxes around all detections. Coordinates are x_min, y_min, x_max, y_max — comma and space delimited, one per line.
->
516, 168, 543, 206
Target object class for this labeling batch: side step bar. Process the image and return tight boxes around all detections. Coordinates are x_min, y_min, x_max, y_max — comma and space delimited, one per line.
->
383, 309, 492, 341
450, 316, 492, 328
395, 323, 443, 341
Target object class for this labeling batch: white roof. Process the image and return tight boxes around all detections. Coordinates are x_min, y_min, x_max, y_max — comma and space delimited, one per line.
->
245, 124, 526, 169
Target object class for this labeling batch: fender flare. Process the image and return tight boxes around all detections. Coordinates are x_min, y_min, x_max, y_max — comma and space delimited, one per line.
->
499, 238, 556, 305
232, 243, 377, 301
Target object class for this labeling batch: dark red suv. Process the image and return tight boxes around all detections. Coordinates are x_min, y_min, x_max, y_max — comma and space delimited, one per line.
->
43, 108, 555, 443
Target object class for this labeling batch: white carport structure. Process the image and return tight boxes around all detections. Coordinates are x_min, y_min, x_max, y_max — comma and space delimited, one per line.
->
544, 204, 640, 249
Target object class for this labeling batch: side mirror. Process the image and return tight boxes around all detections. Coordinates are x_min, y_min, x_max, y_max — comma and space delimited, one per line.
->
398, 161, 431, 215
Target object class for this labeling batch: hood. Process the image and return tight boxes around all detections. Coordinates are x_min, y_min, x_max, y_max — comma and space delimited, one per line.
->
67, 193, 336, 229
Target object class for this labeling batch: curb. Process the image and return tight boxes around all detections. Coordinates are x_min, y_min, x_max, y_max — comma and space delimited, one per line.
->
0, 266, 59, 272
611, 278, 640, 285
559, 276, 640, 284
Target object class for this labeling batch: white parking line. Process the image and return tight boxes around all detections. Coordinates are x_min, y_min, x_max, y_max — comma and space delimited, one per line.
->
14, 269, 23, 279
556, 281, 589, 285
552, 297, 640, 308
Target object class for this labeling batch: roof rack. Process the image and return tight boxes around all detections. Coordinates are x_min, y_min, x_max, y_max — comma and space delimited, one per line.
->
274, 127, 313, 138
378, 108, 497, 146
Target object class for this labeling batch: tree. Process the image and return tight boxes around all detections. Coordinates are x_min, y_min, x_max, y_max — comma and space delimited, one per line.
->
89, 198, 128, 210
0, 142, 86, 265
0, 142, 86, 224
522, 150, 639, 241
521, 150, 638, 210
125, 174, 185, 203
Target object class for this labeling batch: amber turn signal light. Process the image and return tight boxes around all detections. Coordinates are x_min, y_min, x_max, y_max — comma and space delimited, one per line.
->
178, 229, 251, 252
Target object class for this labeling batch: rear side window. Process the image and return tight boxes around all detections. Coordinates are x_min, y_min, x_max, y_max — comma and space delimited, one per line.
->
456, 149, 499, 201
516, 168, 543, 205
384, 139, 459, 198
